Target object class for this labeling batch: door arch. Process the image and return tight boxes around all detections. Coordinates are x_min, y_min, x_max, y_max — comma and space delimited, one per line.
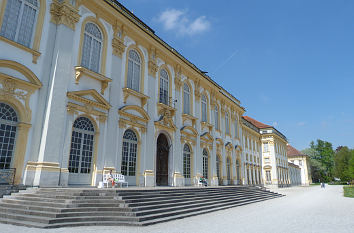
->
156, 133, 169, 186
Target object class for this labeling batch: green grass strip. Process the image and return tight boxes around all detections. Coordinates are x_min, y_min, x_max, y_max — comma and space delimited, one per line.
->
343, 186, 354, 198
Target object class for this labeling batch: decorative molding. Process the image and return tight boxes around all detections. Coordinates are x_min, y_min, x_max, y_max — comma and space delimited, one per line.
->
67, 102, 106, 121
112, 36, 126, 57
74, 66, 112, 94
148, 60, 158, 77
122, 88, 149, 108
182, 113, 197, 127
67, 89, 111, 110
0, 36, 41, 64
50, 0, 80, 30
155, 104, 177, 132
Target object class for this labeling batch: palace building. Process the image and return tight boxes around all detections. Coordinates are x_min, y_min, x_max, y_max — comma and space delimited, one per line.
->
0, 0, 303, 188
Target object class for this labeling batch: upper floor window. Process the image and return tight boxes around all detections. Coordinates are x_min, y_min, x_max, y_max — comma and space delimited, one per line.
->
225, 112, 230, 134
81, 22, 102, 73
201, 94, 207, 122
159, 69, 169, 105
0, 0, 39, 48
234, 119, 238, 137
183, 83, 190, 114
214, 105, 219, 130
127, 49, 141, 91
263, 142, 269, 152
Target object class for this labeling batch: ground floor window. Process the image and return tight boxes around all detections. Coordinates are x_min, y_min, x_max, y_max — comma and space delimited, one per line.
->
202, 149, 208, 179
121, 129, 138, 176
183, 144, 191, 178
68, 117, 95, 174
0, 103, 18, 169
266, 170, 271, 183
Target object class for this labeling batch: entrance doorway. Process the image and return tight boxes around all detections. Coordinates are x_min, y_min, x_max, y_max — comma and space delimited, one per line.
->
156, 134, 169, 186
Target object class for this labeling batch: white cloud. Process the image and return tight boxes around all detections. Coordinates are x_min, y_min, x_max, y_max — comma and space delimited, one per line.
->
297, 121, 306, 126
157, 9, 210, 36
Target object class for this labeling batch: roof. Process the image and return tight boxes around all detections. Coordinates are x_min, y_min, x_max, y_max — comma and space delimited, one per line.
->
242, 116, 272, 129
287, 144, 307, 157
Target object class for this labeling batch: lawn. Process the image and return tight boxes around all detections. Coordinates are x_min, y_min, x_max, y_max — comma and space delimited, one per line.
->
343, 186, 354, 198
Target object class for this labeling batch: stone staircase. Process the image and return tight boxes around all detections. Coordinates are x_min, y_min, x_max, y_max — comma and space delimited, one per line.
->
0, 185, 27, 198
0, 186, 283, 228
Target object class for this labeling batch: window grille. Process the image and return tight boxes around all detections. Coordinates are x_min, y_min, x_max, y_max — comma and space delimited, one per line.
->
225, 112, 230, 134
121, 129, 138, 176
0, 103, 18, 170
81, 22, 102, 73
202, 149, 208, 179
183, 83, 190, 114
214, 106, 219, 130
201, 95, 207, 122
159, 69, 169, 105
127, 50, 141, 91
183, 144, 191, 178
68, 117, 95, 174
0, 0, 38, 48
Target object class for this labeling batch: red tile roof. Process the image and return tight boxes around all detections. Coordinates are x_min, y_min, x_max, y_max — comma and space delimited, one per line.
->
287, 144, 306, 157
242, 116, 272, 129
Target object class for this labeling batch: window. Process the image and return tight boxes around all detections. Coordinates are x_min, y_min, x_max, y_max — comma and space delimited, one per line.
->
214, 105, 219, 130
236, 160, 240, 182
159, 69, 169, 105
263, 142, 269, 152
226, 157, 231, 181
0, 103, 18, 169
266, 170, 271, 182
225, 112, 230, 134
183, 83, 190, 114
299, 160, 303, 166
121, 129, 138, 176
201, 95, 207, 122
234, 119, 238, 137
183, 144, 191, 178
202, 149, 208, 179
0, 0, 39, 48
81, 22, 103, 73
68, 117, 95, 174
127, 49, 141, 91
216, 155, 221, 180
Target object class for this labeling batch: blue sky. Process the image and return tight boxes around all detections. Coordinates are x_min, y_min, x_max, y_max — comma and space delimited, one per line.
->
118, 0, 354, 150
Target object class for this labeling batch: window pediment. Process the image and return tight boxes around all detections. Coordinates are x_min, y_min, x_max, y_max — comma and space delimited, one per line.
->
67, 89, 110, 111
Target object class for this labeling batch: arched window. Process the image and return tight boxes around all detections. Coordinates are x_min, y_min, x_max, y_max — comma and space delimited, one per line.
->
121, 129, 138, 176
0, 103, 18, 169
201, 94, 207, 122
234, 118, 238, 137
159, 69, 169, 105
81, 22, 103, 73
183, 83, 190, 114
183, 144, 191, 178
236, 160, 240, 182
226, 157, 231, 184
127, 49, 141, 91
68, 117, 95, 174
0, 0, 39, 48
225, 112, 230, 134
216, 155, 221, 181
202, 149, 208, 179
214, 105, 219, 130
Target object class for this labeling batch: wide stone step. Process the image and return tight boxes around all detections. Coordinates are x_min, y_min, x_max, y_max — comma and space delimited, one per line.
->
126, 192, 273, 207
130, 193, 273, 212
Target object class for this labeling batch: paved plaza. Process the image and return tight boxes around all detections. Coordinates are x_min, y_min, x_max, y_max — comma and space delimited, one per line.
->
1, 185, 353, 233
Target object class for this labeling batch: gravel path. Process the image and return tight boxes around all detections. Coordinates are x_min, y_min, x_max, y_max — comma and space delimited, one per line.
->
1, 185, 353, 233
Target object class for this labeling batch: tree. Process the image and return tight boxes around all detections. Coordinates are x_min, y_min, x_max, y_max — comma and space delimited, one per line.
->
334, 147, 352, 181
303, 139, 335, 183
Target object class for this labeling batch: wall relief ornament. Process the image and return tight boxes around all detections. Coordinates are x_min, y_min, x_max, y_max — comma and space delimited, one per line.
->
50, 0, 80, 30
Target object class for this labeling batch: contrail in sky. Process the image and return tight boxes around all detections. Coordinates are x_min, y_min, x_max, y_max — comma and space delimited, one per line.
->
211, 49, 239, 75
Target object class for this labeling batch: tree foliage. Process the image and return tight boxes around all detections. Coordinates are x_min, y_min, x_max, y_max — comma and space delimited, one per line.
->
303, 140, 354, 183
